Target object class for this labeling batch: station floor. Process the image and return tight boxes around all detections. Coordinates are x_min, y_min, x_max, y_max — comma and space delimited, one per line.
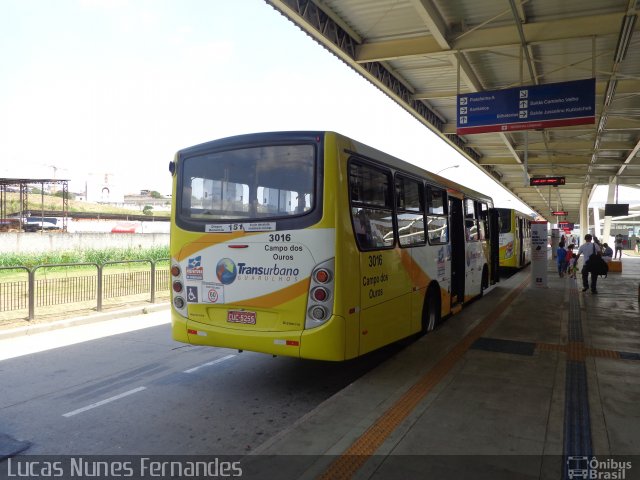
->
246, 254, 640, 480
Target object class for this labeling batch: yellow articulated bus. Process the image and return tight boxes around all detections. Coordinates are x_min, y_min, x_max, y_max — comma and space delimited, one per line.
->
169, 131, 498, 361
496, 208, 532, 269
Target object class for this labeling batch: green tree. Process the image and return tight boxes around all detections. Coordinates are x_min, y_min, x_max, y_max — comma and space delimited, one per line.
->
143, 205, 153, 215
54, 190, 75, 199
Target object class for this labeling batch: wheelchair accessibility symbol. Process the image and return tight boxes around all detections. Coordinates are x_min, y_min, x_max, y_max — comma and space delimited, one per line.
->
186, 286, 198, 303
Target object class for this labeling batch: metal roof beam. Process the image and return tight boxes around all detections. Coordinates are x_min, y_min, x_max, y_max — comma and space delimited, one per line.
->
356, 13, 624, 62
478, 156, 624, 165
441, 116, 640, 133
468, 141, 632, 151
408, 0, 536, 210
616, 138, 640, 176
413, 78, 640, 100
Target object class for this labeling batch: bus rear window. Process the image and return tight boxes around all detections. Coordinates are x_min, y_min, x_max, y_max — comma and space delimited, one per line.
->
498, 209, 511, 234
180, 144, 315, 221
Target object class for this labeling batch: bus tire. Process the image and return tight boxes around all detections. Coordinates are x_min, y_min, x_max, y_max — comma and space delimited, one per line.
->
480, 265, 489, 297
422, 286, 441, 334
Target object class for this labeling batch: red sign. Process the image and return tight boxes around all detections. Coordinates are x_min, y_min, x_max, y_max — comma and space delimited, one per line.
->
552, 211, 568, 216
457, 116, 594, 135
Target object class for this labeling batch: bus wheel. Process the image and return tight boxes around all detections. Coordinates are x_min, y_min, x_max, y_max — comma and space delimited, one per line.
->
422, 287, 441, 334
480, 266, 489, 297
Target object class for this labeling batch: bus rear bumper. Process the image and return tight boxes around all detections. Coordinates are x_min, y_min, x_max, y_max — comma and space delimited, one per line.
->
171, 311, 347, 361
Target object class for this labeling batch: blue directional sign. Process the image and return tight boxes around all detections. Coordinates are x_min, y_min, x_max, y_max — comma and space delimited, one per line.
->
457, 78, 595, 135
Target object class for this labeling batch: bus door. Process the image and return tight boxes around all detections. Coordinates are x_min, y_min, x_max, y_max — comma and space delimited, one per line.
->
517, 217, 524, 266
488, 208, 500, 284
448, 197, 465, 306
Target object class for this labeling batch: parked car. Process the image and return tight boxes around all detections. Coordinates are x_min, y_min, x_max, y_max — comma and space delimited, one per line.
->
22, 217, 62, 232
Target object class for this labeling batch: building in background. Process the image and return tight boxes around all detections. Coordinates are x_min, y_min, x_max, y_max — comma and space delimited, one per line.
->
84, 173, 124, 204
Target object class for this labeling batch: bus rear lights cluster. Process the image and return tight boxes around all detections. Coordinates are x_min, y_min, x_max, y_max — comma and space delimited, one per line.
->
173, 281, 184, 293
309, 306, 327, 321
311, 287, 329, 302
171, 265, 181, 277
314, 268, 331, 283
174, 296, 185, 309
305, 258, 335, 329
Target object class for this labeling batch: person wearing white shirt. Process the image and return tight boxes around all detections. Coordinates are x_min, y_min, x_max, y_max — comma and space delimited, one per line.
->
575, 234, 602, 294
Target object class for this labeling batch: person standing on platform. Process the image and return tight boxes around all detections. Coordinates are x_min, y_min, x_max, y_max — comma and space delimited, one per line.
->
576, 234, 602, 294
614, 234, 623, 259
568, 253, 578, 279
564, 244, 575, 274
557, 239, 567, 277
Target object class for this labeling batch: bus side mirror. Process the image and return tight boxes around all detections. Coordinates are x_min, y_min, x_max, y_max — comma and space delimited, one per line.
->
169, 161, 176, 175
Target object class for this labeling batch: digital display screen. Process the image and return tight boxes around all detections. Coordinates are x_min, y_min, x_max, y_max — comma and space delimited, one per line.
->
530, 176, 566, 186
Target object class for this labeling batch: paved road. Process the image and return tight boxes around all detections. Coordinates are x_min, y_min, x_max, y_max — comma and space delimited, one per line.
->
0, 312, 405, 456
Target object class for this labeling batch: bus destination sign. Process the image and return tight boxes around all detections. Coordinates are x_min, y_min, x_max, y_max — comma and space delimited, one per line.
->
530, 176, 566, 186
456, 78, 595, 135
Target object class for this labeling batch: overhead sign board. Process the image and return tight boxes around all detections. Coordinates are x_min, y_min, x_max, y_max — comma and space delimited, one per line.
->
559, 221, 575, 229
552, 211, 568, 216
457, 78, 595, 135
530, 176, 566, 186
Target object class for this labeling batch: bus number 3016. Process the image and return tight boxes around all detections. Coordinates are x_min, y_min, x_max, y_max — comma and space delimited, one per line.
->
368, 255, 383, 267
269, 234, 291, 242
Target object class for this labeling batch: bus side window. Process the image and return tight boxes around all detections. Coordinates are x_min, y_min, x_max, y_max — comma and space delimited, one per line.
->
353, 208, 371, 246
477, 201, 488, 240
426, 185, 448, 244
349, 160, 395, 250
395, 175, 425, 247
464, 198, 478, 241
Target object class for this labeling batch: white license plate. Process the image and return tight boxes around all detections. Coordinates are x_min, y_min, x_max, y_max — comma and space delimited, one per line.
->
227, 310, 256, 325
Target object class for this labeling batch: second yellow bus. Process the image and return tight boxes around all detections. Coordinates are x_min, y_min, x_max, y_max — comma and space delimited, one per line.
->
496, 208, 532, 269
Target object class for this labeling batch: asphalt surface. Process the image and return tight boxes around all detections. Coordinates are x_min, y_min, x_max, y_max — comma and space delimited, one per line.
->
0, 311, 407, 457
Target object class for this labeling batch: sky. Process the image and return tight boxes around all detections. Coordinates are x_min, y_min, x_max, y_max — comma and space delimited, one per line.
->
1, 0, 544, 212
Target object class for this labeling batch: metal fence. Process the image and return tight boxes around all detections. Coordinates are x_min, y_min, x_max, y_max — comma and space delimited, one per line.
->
0, 259, 170, 320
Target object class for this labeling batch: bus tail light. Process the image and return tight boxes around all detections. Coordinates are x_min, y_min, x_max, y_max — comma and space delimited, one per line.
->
314, 268, 331, 283
174, 296, 185, 309
311, 287, 328, 302
171, 257, 188, 318
305, 258, 334, 329
309, 305, 327, 321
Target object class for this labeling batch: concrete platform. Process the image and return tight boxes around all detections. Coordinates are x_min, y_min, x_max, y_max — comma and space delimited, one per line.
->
246, 255, 640, 480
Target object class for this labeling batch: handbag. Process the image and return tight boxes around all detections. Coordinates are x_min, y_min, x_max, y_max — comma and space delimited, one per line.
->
587, 244, 608, 277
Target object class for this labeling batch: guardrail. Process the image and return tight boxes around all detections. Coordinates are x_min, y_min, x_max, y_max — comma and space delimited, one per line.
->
0, 259, 170, 320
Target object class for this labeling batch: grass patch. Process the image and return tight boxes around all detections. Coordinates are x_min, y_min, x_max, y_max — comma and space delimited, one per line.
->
0, 246, 170, 270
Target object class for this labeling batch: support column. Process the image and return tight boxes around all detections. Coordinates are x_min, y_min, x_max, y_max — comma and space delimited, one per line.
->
602, 180, 616, 245
579, 193, 589, 244
592, 206, 600, 239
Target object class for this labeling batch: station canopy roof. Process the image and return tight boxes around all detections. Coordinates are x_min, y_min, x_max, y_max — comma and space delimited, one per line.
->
266, 0, 640, 223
